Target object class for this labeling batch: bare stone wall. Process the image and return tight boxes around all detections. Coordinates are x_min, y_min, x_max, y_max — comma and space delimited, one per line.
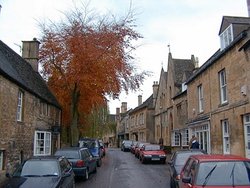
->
0, 76, 60, 185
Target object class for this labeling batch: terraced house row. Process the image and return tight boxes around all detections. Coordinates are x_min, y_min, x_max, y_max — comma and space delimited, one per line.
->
116, 15, 250, 159
0, 38, 62, 185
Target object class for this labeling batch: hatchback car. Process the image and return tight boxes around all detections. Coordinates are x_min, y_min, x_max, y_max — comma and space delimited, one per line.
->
130, 141, 139, 154
121, 140, 133, 152
135, 142, 149, 158
54, 147, 97, 180
4, 156, 75, 188
168, 149, 206, 188
180, 154, 250, 188
139, 144, 166, 164
78, 138, 103, 167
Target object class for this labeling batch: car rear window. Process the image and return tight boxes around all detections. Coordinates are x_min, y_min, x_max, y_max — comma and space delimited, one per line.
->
20, 160, 59, 176
55, 150, 79, 159
79, 140, 98, 148
176, 152, 203, 165
196, 161, 250, 186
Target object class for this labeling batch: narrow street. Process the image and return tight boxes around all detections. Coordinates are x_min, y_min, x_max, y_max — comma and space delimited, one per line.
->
76, 148, 171, 188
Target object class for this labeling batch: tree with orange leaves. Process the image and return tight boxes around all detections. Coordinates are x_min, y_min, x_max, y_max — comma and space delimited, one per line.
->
39, 3, 149, 146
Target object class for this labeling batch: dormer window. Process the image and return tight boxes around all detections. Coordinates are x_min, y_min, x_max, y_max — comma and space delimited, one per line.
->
220, 24, 233, 50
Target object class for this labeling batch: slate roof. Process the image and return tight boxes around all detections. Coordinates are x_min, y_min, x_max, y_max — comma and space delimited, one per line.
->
173, 58, 195, 88
129, 94, 154, 114
0, 40, 61, 108
219, 16, 250, 35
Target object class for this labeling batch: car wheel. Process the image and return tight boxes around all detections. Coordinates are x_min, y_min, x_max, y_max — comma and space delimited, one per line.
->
84, 168, 89, 180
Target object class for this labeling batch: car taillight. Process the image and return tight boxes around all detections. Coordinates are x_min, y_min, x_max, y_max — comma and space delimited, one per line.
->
76, 160, 84, 167
175, 175, 180, 180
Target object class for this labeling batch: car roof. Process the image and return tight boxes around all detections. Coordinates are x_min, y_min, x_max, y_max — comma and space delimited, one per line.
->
174, 149, 206, 154
56, 147, 88, 151
28, 155, 64, 161
190, 154, 250, 162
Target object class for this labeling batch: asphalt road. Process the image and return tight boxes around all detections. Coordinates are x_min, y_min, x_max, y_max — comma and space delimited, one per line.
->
76, 147, 171, 188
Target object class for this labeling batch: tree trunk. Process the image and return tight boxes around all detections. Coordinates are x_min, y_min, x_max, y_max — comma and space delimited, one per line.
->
70, 83, 80, 146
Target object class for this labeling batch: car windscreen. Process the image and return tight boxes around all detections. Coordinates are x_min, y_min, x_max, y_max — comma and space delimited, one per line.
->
144, 145, 160, 151
55, 150, 79, 159
17, 160, 59, 177
196, 161, 250, 186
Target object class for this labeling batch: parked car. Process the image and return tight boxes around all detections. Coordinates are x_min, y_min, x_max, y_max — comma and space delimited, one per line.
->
121, 140, 133, 152
99, 140, 106, 157
78, 138, 103, 167
4, 156, 75, 188
54, 147, 97, 180
168, 149, 206, 188
134, 142, 149, 158
139, 144, 166, 164
179, 154, 250, 188
130, 141, 139, 154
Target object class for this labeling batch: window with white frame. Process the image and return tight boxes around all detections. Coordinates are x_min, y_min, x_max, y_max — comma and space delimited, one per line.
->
222, 120, 230, 154
219, 69, 227, 104
181, 129, 189, 146
172, 131, 180, 146
34, 131, 51, 156
220, 24, 233, 50
198, 84, 204, 112
17, 90, 24, 121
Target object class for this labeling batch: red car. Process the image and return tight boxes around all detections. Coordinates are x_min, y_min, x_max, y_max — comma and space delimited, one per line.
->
139, 144, 166, 164
134, 142, 149, 158
179, 154, 250, 188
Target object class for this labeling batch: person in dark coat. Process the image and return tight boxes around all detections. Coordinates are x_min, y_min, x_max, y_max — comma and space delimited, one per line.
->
189, 135, 200, 149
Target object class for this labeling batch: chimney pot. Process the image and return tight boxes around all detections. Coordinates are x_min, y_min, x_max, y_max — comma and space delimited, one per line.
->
22, 38, 40, 72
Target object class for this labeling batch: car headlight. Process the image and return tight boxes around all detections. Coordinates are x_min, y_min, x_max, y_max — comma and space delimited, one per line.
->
144, 154, 152, 157
159, 154, 166, 157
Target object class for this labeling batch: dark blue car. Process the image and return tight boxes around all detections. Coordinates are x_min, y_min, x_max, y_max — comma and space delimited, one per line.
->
78, 138, 103, 167
54, 147, 97, 180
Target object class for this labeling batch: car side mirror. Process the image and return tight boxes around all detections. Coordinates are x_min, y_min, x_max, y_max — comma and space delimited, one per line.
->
182, 176, 191, 183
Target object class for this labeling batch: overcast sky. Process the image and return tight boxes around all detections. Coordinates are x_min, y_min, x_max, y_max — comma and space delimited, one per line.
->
0, 0, 248, 113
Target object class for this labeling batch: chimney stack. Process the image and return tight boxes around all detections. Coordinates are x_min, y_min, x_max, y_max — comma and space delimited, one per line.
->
22, 38, 40, 72
153, 81, 159, 102
138, 95, 142, 106
121, 102, 127, 113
